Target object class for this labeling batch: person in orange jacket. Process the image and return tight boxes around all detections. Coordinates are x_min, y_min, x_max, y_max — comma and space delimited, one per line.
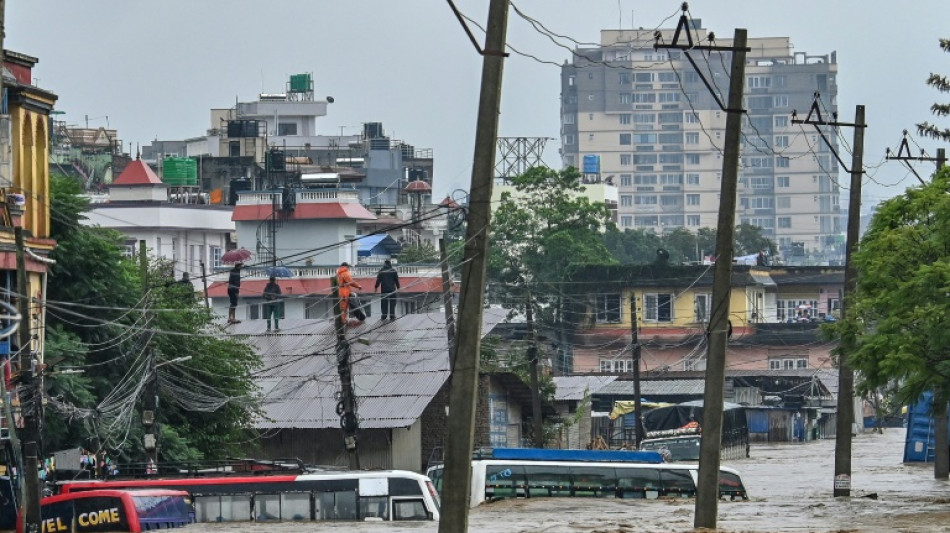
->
337, 262, 363, 322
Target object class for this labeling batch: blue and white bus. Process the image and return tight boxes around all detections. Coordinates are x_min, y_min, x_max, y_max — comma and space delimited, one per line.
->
426, 448, 747, 508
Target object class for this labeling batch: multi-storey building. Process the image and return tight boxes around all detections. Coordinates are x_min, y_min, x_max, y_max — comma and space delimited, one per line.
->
560, 23, 843, 262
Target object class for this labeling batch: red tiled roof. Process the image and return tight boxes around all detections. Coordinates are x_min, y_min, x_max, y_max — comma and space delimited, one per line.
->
232, 202, 376, 221
112, 159, 163, 186
207, 276, 453, 298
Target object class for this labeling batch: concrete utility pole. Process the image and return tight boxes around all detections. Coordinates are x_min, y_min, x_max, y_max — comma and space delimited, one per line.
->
140, 241, 158, 473
15, 227, 41, 533
692, 28, 747, 530
438, 0, 509, 530
834, 105, 866, 495
629, 295, 644, 448
525, 287, 543, 448
331, 277, 360, 470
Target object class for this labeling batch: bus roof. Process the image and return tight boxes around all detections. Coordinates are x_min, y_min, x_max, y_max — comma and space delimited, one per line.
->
474, 448, 664, 464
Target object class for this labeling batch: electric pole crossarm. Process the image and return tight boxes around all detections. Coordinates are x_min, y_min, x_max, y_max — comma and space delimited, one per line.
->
652, 45, 751, 113
790, 118, 858, 174
885, 131, 946, 174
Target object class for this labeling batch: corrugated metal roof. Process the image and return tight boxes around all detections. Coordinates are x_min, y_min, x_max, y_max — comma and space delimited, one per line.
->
553, 376, 617, 401
750, 273, 777, 287
227, 309, 507, 429
597, 379, 707, 396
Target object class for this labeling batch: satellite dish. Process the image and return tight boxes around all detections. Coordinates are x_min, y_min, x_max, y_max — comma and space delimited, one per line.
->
326, 96, 335, 103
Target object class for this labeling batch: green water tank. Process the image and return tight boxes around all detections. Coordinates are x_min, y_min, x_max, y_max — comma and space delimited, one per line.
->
289, 73, 311, 93
162, 157, 198, 186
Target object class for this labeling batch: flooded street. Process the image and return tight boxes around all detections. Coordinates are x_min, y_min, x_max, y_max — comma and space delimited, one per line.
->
191, 428, 950, 532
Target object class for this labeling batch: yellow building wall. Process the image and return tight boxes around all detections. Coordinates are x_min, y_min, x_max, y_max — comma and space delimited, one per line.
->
11, 104, 52, 239
617, 286, 752, 329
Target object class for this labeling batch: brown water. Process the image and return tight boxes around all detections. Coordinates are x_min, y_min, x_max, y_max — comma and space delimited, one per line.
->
188, 428, 950, 532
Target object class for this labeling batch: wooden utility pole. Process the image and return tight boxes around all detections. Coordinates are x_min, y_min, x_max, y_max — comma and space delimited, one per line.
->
525, 288, 543, 448
331, 277, 360, 470
438, 0, 509, 530
199, 261, 210, 310
15, 227, 41, 533
630, 295, 644, 448
692, 28, 747, 530
834, 105, 866, 495
438, 238, 456, 367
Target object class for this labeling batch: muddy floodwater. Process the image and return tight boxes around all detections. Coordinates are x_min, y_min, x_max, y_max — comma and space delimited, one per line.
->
189, 428, 950, 532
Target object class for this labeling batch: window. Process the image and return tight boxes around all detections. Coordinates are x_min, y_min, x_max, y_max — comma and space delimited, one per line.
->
620, 174, 632, 187
620, 93, 633, 105
620, 133, 632, 145
620, 215, 632, 227
633, 93, 656, 103
633, 133, 657, 144
277, 123, 298, 136
634, 113, 656, 123
564, 134, 576, 146
634, 195, 657, 205
595, 294, 622, 323
769, 357, 808, 370
634, 154, 657, 165
685, 132, 699, 144
778, 217, 792, 228
687, 215, 700, 226
777, 176, 790, 187
635, 72, 654, 82
599, 359, 633, 373
658, 93, 680, 103
658, 133, 683, 144
658, 112, 682, 123
777, 197, 790, 209
774, 135, 789, 148
694, 294, 712, 322
747, 76, 771, 89
567, 75, 576, 86
620, 114, 632, 125
775, 157, 789, 168
657, 72, 677, 83
686, 173, 700, 185
229, 141, 241, 157
686, 194, 700, 206
660, 196, 678, 206
685, 112, 699, 124
685, 154, 700, 165
635, 174, 657, 185
620, 195, 632, 207
210, 246, 223, 269
620, 154, 632, 166
563, 114, 575, 125
774, 115, 789, 127
748, 96, 771, 109
773, 95, 789, 107
644, 293, 673, 322
750, 177, 772, 189
393, 500, 429, 521
619, 72, 632, 85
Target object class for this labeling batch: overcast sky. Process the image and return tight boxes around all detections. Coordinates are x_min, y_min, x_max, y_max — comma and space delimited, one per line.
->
8, 1, 948, 205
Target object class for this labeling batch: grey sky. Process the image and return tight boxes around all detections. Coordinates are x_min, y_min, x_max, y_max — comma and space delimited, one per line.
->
8, 1, 948, 205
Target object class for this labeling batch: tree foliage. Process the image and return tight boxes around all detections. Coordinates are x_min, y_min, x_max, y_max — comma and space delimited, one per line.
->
917, 38, 950, 142
837, 167, 950, 406
601, 223, 774, 264
397, 241, 439, 263
43, 175, 261, 463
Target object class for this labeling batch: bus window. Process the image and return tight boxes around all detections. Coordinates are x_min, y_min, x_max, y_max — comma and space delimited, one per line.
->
280, 493, 311, 521
659, 469, 695, 498
219, 495, 252, 521
254, 494, 280, 521
485, 464, 524, 499
617, 468, 660, 499
359, 496, 389, 520
427, 467, 443, 493
570, 466, 617, 497
523, 465, 571, 498
316, 491, 357, 521
393, 499, 429, 520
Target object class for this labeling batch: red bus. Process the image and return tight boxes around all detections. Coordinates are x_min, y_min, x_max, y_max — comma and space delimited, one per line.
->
20, 489, 192, 532
58, 470, 439, 523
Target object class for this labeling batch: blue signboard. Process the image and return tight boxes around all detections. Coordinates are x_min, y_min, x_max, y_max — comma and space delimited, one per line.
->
582, 154, 601, 174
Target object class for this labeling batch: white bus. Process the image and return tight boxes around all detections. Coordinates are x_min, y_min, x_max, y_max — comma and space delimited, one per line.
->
60, 470, 440, 523
426, 448, 747, 508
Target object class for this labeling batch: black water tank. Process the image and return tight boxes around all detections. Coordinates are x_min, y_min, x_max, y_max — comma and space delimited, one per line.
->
268, 150, 286, 171
364, 122, 383, 139
229, 178, 252, 205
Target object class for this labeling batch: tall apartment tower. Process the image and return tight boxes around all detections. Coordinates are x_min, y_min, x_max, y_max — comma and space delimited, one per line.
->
560, 23, 843, 263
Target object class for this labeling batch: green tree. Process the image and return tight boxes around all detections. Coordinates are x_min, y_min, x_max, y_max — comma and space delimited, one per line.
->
602, 228, 663, 264
489, 166, 616, 374
917, 38, 950, 142
43, 175, 261, 463
733, 223, 777, 256
397, 241, 439, 263
836, 167, 950, 474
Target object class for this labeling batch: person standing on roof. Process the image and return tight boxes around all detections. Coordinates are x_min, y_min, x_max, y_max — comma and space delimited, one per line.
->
263, 275, 282, 332
336, 262, 363, 324
227, 262, 243, 324
374, 259, 400, 320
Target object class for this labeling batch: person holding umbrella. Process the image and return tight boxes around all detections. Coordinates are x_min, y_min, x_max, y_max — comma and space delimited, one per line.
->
227, 262, 243, 324
263, 275, 282, 332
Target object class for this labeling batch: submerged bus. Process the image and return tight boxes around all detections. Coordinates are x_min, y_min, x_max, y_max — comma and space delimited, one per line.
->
58, 470, 439, 523
426, 448, 747, 508
23, 489, 192, 533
